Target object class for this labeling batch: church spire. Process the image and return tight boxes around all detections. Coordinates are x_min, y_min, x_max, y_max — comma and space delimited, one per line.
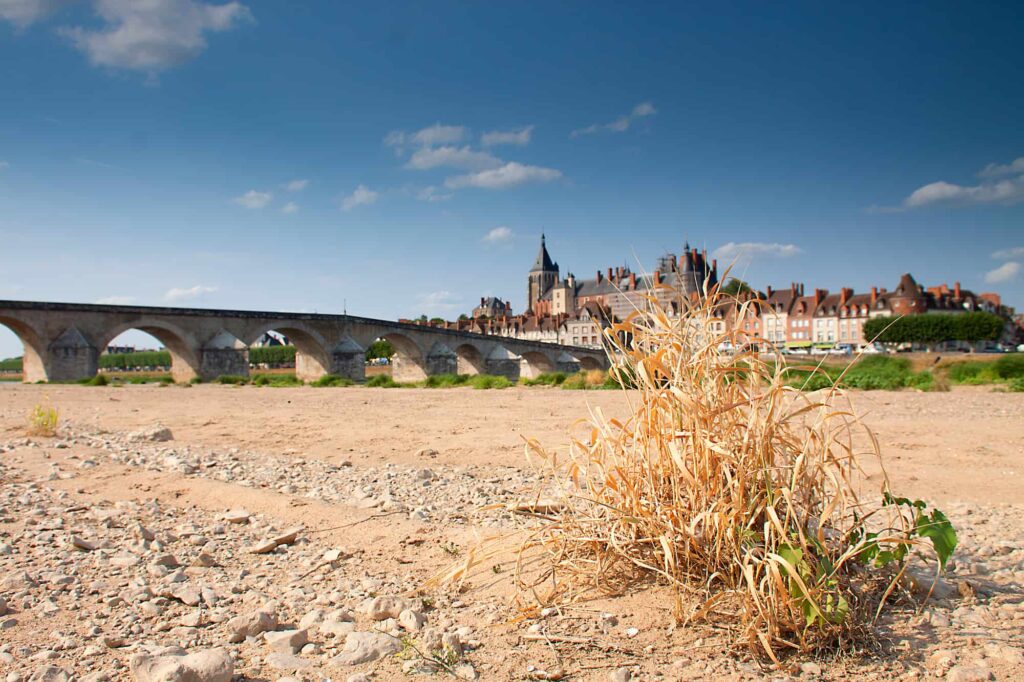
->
531, 233, 556, 272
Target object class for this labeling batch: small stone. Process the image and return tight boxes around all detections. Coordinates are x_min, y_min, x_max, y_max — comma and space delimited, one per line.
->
609, 668, 631, 682
362, 596, 415, 620
264, 653, 312, 671
71, 535, 98, 551
799, 662, 822, 677
227, 610, 278, 643
945, 665, 992, 682
129, 426, 173, 442
399, 609, 426, 631
129, 647, 233, 682
223, 509, 250, 524
328, 631, 401, 666
265, 629, 308, 655
625, 627, 639, 638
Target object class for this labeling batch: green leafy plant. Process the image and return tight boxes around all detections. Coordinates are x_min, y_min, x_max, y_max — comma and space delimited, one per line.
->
854, 494, 958, 570
311, 374, 354, 387
215, 375, 249, 385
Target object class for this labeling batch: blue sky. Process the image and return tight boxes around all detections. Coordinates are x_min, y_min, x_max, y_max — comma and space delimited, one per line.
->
1, 0, 1022, 357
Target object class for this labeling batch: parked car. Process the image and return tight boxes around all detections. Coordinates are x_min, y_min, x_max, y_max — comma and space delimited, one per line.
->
829, 344, 853, 356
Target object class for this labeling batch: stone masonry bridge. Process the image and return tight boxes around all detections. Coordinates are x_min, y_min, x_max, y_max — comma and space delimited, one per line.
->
0, 300, 608, 384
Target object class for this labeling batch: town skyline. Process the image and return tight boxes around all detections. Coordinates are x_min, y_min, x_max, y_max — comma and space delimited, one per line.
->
2, 1, 1023, 359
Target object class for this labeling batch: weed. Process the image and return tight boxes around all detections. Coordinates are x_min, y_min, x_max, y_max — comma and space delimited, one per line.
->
79, 374, 109, 386
253, 373, 302, 387
436, 284, 957, 660
523, 372, 567, 386
27, 403, 59, 437
468, 374, 512, 389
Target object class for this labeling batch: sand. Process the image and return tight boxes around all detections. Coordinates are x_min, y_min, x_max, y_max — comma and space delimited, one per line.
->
1, 383, 1022, 680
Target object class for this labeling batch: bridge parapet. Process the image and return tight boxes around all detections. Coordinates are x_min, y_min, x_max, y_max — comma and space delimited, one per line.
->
0, 300, 609, 384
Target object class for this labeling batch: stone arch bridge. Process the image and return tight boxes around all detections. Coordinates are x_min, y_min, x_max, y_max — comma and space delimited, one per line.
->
0, 300, 608, 384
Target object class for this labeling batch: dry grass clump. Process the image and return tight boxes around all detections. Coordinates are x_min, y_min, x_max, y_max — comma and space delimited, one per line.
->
440, 284, 955, 659
27, 402, 59, 437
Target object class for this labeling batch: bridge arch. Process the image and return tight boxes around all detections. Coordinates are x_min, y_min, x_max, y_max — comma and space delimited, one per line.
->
0, 315, 47, 383
380, 332, 426, 382
454, 343, 485, 375
520, 350, 556, 379
100, 319, 200, 384
579, 355, 604, 371
247, 323, 329, 383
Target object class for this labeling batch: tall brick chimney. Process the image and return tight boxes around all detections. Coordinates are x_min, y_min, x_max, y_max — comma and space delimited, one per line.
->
840, 287, 853, 305
629, 272, 636, 288
870, 287, 878, 305
596, 270, 602, 283
607, 267, 613, 282
653, 271, 661, 285
766, 285, 774, 297
954, 281, 962, 298
814, 289, 827, 306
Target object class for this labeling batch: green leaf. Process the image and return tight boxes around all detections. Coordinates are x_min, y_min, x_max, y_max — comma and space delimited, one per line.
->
915, 509, 958, 569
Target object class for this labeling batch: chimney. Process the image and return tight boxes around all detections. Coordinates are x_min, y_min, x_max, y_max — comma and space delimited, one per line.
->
629, 272, 636, 288
607, 267, 613, 282
814, 289, 826, 306
653, 271, 661, 285
766, 285, 774, 297
840, 287, 853, 305
954, 281, 961, 298
870, 287, 878, 305
711, 259, 717, 273
480, 297, 485, 306
596, 270, 602, 283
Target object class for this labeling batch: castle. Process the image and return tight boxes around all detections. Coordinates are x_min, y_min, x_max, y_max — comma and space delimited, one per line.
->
526, 234, 719, 321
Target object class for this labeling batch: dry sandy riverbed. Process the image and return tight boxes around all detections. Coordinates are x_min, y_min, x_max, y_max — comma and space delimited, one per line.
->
1, 383, 1023, 681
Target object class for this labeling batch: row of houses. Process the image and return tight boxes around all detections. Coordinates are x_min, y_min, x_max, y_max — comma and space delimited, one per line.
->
717, 273, 1009, 349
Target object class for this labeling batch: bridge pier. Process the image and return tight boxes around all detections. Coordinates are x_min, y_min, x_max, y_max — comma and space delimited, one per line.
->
425, 342, 458, 376
555, 351, 582, 374
200, 331, 249, 380
328, 337, 366, 382
485, 345, 521, 381
46, 327, 99, 382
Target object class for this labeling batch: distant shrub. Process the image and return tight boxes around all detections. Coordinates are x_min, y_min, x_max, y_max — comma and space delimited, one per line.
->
469, 374, 512, 389
367, 374, 401, 388
947, 361, 1000, 385
311, 374, 354, 387
159, 375, 175, 385
249, 345, 296, 366
253, 373, 301, 387
80, 374, 109, 386
523, 372, 567, 387
560, 373, 588, 390
994, 355, 1024, 380
189, 376, 203, 384
424, 374, 470, 388
215, 375, 249, 385
1006, 377, 1024, 392
0, 356, 23, 372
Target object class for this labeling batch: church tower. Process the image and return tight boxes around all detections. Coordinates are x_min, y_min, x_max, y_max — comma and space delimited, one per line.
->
527, 234, 559, 313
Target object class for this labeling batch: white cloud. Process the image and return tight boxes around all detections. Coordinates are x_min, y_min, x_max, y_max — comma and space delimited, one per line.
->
992, 246, 1024, 260
985, 261, 1021, 284
0, 0, 69, 27
897, 156, 1024, 209
341, 184, 377, 211
95, 295, 136, 305
481, 125, 534, 147
483, 226, 513, 243
232, 189, 272, 209
416, 186, 452, 203
979, 156, 1024, 178
444, 162, 562, 190
713, 242, 802, 262
405, 145, 501, 171
416, 290, 462, 314
384, 124, 468, 153
281, 201, 298, 214
59, 0, 252, 76
283, 178, 308, 192
164, 284, 217, 302
571, 101, 657, 138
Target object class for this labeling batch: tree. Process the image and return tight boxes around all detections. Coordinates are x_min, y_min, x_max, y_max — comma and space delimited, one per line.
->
863, 312, 1003, 346
720, 278, 753, 297
365, 339, 394, 361
429, 317, 446, 325
458, 314, 469, 321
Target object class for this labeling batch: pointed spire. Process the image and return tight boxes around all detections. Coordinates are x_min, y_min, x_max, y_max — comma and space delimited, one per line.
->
530, 233, 557, 272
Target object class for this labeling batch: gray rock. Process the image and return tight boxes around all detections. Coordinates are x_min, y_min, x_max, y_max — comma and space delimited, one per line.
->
265, 629, 308, 655
398, 608, 425, 632
129, 647, 233, 682
362, 595, 414, 620
226, 610, 277, 643
609, 668, 631, 682
28, 667, 70, 682
129, 426, 173, 443
329, 631, 401, 666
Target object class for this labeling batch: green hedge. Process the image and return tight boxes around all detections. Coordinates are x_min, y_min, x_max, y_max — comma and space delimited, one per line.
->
99, 350, 171, 369
863, 312, 1003, 345
0, 356, 22, 371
